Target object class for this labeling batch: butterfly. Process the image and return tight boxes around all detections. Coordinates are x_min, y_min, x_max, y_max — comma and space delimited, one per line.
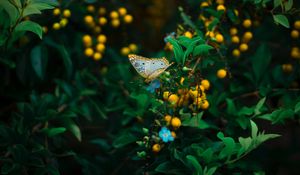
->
128, 54, 173, 83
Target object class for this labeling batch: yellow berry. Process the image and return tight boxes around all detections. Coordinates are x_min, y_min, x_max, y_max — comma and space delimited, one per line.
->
63, 9, 71, 18
87, 5, 95, 13
291, 48, 300, 59
152, 144, 161, 153
84, 15, 94, 24
231, 36, 240, 44
164, 115, 172, 123
97, 34, 107, 43
168, 94, 179, 105
217, 69, 227, 79
110, 11, 119, 19
93, 52, 102, 61
243, 19, 252, 28
215, 34, 224, 43
201, 79, 210, 90
206, 31, 215, 38
98, 7, 106, 15
230, 27, 238, 36
171, 117, 181, 128
189, 89, 199, 99
200, 2, 209, 7
184, 31, 193, 38
171, 131, 176, 138
52, 23, 60, 30
291, 30, 299, 39
201, 100, 210, 109
124, 14, 133, 23
111, 19, 120, 27
59, 18, 68, 27
53, 8, 60, 16
294, 20, 300, 30
282, 64, 293, 73
82, 35, 92, 47
121, 47, 130, 56
96, 43, 105, 52
118, 7, 127, 16
163, 91, 170, 100
239, 43, 248, 52
84, 48, 94, 57
93, 26, 101, 33
243, 31, 253, 42
217, 5, 226, 11
232, 49, 240, 58
216, 0, 224, 4
129, 43, 138, 52
98, 17, 107, 25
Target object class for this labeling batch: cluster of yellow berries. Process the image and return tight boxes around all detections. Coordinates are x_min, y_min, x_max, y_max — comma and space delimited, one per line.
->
82, 34, 106, 61
163, 79, 210, 110
231, 19, 253, 58
51, 8, 71, 30
84, 6, 133, 30
290, 20, 300, 59
120, 43, 138, 56
200, 0, 227, 12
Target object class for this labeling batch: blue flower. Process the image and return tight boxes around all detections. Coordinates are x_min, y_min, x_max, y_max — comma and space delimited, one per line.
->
159, 127, 174, 143
146, 79, 161, 93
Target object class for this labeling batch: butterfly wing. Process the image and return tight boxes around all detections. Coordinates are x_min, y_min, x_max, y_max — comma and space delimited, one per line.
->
145, 61, 173, 82
128, 54, 151, 78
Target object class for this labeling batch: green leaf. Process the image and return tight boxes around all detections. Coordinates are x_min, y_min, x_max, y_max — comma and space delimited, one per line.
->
23, 1, 57, 16
30, 45, 47, 79
15, 21, 43, 39
0, 0, 19, 25
284, 0, 293, 11
112, 132, 137, 148
250, 120, 258, 138
155, 161, 184, 175
238, 137, 252, 151
204, 166, 217, 175
62, 118, 82, 142
186, 155, 203, 175
295, 101, 300, 113
273, 14, 290, 28
217, 132, 236, 159
167, 38, 183, 64
179, 7, 197, 30
182, 112, 210, 129
42, 127, 66, 137
254, 97, 266, 115
273, 0, 282, 8
193, 44, 213, 56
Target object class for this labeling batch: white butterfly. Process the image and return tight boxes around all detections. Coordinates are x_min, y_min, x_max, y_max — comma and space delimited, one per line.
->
128, 54, 173, 82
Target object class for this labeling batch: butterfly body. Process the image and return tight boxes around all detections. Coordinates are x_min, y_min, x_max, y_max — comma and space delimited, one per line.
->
128, 54, 173, 82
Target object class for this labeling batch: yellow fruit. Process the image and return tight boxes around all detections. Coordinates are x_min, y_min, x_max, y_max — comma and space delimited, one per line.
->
59, 18, 68, 27
82, 35, 92, 47
230, 27, 238, 36
93, 52, 102, 61
189, 89, 199, 99
294, 20, 300, 30
217, 69, 227, 78
52, 23, 60, 30
98, 7, 106, 15
152, 144, 161, 153
291, 48, 300, 59
239, 43, 248, 52
97, 34, 107, 43
200, 2, 209, 7
121, 47, 130, 56
53, 8, 60, 16
216, 0, 224, 4
63, 9, 71, 18
111, 19, 120, 27
84, 15, 94, 24
201, 100, 210, 109
243, 31, 253, 42
163, 91, 170, 100
168, 94, 179, 105
195, 85, 205, 92
93, 26, 101, 33
291, 30, 299, 39
164, 115, 172, 123
232, 49, 240, 58
110, 11, 119, 19
98, 17, 107, 26
217, 5, 226, 11
171, 117, 181, 128
171, 131, 176, 138
215, 34, 224, 43
96, 43, 105, 52
231, 36, 240, 44
184, 31, 193, 38
124, 14, 133, 23
118, 7, 127, 16
129, 44, 138, 52
84, 48, 94, 57
201, 79, 210, 90
243, 19, 252, 28
282, 64, 293, 73
87, 5, 95, 12
206, 31, 215, 38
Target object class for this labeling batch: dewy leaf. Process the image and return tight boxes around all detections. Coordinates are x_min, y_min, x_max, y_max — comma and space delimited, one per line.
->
186, 155, 203, 175
273, 14, 290, 28
167, 38, 183, 64
15, 21, 43, 39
